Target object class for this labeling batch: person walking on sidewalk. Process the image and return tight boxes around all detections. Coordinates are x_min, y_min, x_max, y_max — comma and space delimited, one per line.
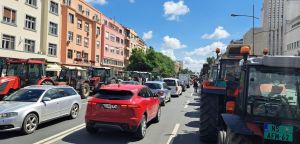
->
193, 80, 198, 93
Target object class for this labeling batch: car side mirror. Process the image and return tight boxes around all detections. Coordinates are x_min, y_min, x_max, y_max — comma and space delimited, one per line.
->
42, 97, 51, 102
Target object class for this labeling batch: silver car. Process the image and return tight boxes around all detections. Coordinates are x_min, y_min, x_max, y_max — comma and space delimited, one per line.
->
0, 85, 82, 134
145, 81, 171, 106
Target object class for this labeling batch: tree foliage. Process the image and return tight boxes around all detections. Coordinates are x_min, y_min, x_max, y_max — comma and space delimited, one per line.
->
206, 56, 215, 65
126, 47, 176, 77
180, 68, 194, 75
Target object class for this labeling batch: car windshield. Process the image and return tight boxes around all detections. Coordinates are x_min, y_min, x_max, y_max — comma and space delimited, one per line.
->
164, 80, 176, 86
121, 81, 138, 84
4, 89, 45, 102
247, 67, 300, 120
95, 90, 133, 100
145, 83, 162, 89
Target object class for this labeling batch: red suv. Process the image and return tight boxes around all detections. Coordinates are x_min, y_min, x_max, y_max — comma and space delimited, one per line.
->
85, 84, 161, 139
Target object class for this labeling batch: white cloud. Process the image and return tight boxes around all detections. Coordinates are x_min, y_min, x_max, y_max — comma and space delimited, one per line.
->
201, 26, 230, 39
183, 57, 206, 72
185, 41, 226, 57
163, 1, 190, 21
161, 36, 186, 60
129, 0, 135, 3
162, 36, 186, 50
143, 31, 153, 41
85, 0, 107, 5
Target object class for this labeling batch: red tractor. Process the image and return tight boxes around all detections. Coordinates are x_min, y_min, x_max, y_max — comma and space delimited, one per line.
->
0, 59, 54, 99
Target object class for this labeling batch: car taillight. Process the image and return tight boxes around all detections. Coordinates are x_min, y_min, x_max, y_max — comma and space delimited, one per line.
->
158, 91, 164, 96
120, 104, 140, 109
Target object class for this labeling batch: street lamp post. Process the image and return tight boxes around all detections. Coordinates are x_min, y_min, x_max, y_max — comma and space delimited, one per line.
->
231, 5, 259, 55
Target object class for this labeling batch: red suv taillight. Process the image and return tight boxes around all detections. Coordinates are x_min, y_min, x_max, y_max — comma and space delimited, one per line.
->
157, 91, 164, 96
120, 104, 140, 109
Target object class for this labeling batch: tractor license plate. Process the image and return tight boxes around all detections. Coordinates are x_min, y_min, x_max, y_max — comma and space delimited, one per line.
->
264, 124, 293, 142
100, 104, 118, 110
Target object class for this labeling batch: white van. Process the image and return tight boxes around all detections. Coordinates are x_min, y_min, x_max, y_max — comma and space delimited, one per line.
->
163, 78, 182, 96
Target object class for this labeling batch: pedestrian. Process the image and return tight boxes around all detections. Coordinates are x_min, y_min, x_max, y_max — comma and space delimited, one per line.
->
193, 80, 198, 93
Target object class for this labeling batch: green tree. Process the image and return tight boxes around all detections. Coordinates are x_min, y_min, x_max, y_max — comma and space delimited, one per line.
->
180, 68, 194, 75
127, 48, 153, 72
206, 56, 215, 65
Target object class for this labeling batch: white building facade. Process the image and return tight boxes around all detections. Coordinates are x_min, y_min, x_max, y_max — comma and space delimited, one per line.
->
283, 0, 300, 56
243, 27, 268, 55
0, 0, 60, 63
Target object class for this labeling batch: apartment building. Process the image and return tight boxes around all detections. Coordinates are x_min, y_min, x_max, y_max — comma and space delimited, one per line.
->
0, 0, 60, 63
101, 15, 125, 72
60, 0, 102, 67
124, 28, 137, 66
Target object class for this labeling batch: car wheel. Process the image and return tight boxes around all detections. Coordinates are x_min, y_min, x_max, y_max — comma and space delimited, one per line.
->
168, 96, 171, 102
86, 123, 97, 134
153, 107, 161, 123
134, 115, 147, 139
69, 104, 79, 119
22, 113, 38, 134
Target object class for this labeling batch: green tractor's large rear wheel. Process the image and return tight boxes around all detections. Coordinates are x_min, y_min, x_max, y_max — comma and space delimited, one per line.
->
199, 93, 219, 142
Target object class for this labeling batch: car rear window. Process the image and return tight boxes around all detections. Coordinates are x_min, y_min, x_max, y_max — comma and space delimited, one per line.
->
95, 90, 133, 100
145, 83, 161, 89
164, 80, 176, 86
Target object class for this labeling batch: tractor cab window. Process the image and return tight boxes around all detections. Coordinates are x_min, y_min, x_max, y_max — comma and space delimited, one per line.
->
246, 67, 300, 120
28, 64, 43, 85
6, 63, 27, 78
220, 60, 240, 81
92, 68, 106, 77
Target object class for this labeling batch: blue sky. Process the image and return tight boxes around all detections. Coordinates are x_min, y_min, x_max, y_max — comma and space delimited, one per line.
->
88, 0, 263, 72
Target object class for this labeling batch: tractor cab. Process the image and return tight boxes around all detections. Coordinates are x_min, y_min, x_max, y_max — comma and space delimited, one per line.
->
219, 52, 300, 143
0, 59, 53, 98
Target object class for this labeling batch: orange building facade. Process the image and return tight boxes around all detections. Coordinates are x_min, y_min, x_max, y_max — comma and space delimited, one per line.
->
60, 0, 102, 67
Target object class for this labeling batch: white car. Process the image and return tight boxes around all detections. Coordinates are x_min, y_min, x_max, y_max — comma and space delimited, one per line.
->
0, 85, 82, 134
163, 78, 182, 97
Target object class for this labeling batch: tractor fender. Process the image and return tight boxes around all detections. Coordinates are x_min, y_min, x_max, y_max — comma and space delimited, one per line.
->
0, 76, 20, 95
36, 77, 54, 85
221, 114, 254, 136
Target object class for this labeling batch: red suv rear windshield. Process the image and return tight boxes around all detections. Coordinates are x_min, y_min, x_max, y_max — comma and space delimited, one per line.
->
95, 90, 133, 100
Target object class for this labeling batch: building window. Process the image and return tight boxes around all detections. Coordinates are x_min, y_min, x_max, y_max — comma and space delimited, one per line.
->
77, 4, 82, 12
121, 39, 124, 44
86, 9, 90, 17
116, 37, 120, 43
110, 47, 115, 53
25, 15, 36, 30
110, 35, 115, 42
96, 55, 99, 63
116, 49, 120, 54
24, 39, 35, 53
85, 22, 89, 32
76, 51, 81, 58
84, 37, 89, 47
104, 20, 108, 25
105, 32, 109, 39
96, 41, 100, 49
49, 22, 58, 35
67, 49, 73, 59
2, 7, 16, 24
68, 13, 74, 23
26, 0, 37, 7
76, 35, 82, 45
68, 31, 73, 41
2, 34, 15, 50
121, 51, 123, 56
96, 27, 101, 36
105, 45, 109, 51
50, 1, 58, 14
119, 29, 122, 34
64, 0, 71, 6
83, 53, 88, 61
48, 43, 57, 56
76, 20, 82, 30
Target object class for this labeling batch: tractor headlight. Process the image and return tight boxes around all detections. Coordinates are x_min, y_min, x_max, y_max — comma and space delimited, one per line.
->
0, 112, 18, 119
0, 79, 8, 83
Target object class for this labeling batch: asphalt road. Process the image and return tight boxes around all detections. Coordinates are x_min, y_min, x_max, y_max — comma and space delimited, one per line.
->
0, 88, 203, 144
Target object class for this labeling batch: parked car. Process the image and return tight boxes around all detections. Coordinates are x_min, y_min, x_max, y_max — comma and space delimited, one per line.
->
85, 84, 161, 139
180, 80, 187, 92
163, 78, 182, 97
120, 81, 140, 85
0, 85, 81, 134
145, 81, 171, 106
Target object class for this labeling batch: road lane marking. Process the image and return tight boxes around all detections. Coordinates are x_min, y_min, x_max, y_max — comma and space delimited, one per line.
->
166, 123, 180, 144
34, 123, 85, 144
184, 100, 190, 109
